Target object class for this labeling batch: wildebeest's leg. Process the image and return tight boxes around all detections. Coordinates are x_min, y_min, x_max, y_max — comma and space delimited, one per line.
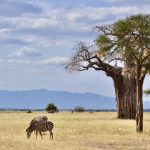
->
36, 131, 38, 139
49, 131, 51, 139
50, 131, 53, 140
40, 132, 43, 139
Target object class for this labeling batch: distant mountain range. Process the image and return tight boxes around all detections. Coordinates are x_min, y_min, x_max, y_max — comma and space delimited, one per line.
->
0, 89, 150, 110
0, 89, 116, 109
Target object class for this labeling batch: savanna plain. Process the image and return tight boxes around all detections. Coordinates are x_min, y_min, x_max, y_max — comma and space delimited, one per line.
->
1, 112, 150, 150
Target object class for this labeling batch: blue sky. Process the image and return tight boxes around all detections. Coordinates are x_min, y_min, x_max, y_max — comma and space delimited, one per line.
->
0, 0, 150, 98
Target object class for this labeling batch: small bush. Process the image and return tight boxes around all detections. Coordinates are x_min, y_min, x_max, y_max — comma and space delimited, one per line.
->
27, 110, 32, 113
74, 106, 85, 112
45, 103, 58, 113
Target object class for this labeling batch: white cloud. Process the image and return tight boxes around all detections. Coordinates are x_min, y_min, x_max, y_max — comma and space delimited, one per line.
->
17, 35, 71, 47
0, 58, 32, 69
8, 17, 58, 29
67, 12, 82, 22
6, 59, 32, 65
106, 0, 126, 2
65, 6, 141, 22
1, 5, 148, 31
0, 3, 150, 47
9, 46, 42, 58
0, 28, 13, 33
38, 56, 69, 65
0, 0, 150, 95
0, 56, 69, 69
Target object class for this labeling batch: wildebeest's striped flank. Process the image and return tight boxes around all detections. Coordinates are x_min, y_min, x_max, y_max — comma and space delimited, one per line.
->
26, 121, 54, 140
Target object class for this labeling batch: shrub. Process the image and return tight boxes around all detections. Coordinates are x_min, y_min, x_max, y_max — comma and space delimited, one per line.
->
144, 89, 150, 96
45, 103, 58, 113
27, 110, 32, 113
74, 106, 85, 112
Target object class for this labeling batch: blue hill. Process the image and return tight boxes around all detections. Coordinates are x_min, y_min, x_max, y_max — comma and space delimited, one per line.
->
0, 89, 115, 109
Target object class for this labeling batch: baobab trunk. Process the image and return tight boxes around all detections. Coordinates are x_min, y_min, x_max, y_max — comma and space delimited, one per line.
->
113, 75, 136, 119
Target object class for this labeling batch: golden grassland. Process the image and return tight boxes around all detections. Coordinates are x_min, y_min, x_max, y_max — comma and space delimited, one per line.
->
1, 112, 150, 150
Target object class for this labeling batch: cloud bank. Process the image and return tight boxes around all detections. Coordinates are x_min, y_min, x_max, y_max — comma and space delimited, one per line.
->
0, 0, 149, 95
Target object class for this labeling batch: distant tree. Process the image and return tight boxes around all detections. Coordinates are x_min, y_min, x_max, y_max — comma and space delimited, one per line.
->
144, 89, 150, 95
45, 103, 58, 113
27, 110, 32, 113
74, 106, 85, 112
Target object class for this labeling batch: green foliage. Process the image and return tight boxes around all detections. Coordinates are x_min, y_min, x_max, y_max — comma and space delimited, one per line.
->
144, 89, 150, 96
96, 35, 114, 53
96, 14, 150, 75
114, 14, 150, 61
45, 103, 58, 113
96, 35, 111, 46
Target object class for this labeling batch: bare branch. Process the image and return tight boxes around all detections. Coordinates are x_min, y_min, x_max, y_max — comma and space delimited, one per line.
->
65, 42, 122, 78
93, 25, 114, 36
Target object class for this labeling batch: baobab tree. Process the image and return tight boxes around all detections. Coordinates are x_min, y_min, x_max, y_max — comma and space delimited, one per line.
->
112, 14, 150, 132
66, 14, 150, 123
66, 41, 136, 119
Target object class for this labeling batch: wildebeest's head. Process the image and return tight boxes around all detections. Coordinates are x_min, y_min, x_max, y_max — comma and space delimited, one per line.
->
26, 127, 32, 139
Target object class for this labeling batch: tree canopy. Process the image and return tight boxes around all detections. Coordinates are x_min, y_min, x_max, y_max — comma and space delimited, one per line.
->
66, 14, 150, 76
144, 89, 150, 95
45, 103, 58, 113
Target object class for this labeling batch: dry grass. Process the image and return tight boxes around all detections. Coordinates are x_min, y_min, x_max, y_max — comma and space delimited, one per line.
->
0, 112, 150, 150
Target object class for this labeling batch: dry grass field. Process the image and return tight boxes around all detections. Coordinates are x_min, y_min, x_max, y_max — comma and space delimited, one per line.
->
1, 112, 150, 150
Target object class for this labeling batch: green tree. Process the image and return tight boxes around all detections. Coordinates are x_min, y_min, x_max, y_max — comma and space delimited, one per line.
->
144, 89, 150, 95
111, 15, 150, 132
45, 103, 58, 113
66, 24, 138, 119
66, 14, 150, 132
